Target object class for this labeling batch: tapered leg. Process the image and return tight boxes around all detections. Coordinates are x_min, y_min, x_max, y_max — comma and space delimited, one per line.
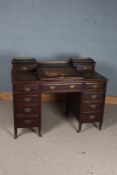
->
38, 127, 42, 137
77, 122, 82, 132
99, 121, 103, 130
65, 94, 70, 115
14, 127, 17, 139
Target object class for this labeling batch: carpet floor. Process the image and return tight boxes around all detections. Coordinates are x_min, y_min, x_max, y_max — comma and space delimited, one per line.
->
0, 100, 117, 175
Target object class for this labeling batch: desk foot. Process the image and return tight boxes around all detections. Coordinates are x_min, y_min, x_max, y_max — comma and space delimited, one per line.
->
77, 122, 82, 133
99, 122, 102, 130
38, 128, 42, 137
14, 127, 17, 139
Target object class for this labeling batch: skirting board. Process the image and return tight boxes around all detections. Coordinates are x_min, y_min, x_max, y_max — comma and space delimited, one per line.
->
0, 92, 117, 104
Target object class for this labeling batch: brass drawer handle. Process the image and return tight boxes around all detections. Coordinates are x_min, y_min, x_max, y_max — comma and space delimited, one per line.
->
83, 66, 88, 70
24, 108, 32, 113
89, 115, 95, 119
24, 98, 32, 102
93, 85, 99, 89
91, 95, 98, 99
69, 85, 76, 89
49, 86, 56, 90
20, 66, 28, 71
90, 104, 97, 109
24, 119, 32, 124
24, 87, 31, 92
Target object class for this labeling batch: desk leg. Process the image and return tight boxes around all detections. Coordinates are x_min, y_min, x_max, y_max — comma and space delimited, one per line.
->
77, 122, 82, 132
14, 126, 17, 139
65, 94, 70, 115
99, 121, 102, 130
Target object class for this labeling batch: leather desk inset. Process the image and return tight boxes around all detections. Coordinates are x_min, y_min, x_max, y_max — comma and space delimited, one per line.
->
11, 57, 107, 138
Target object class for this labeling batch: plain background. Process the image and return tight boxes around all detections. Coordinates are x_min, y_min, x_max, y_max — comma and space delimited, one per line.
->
0, 0, 117, 95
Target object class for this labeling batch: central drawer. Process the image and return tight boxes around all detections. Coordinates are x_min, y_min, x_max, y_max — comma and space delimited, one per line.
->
41, 83, 83, 92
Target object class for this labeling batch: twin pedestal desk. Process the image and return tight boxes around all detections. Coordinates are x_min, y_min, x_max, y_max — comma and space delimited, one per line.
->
11, 57, 107, 138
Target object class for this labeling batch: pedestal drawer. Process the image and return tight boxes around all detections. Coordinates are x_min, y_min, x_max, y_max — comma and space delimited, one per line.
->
83, 92, 104, 100
84, 82, 105, 90
81, 113, 101, 122
82, 101, 103, 112
13, 84, 39, 94
16, 117, 39, 128
15, 95, 39, 104
15, 104, 39, 115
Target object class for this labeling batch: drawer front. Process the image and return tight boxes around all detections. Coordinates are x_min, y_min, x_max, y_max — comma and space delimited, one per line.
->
13, 64, 37, 71
16, 117, 39, 128
81, 113, 101, 122
13, 84, 39, 94
83, 92, 104, 100
85, 82, 105, 90
15, 95, 39, 104
82, 101, 103, 112
41, 83, 83, 92
15, 105, 39, 115
76, 64, 94, 71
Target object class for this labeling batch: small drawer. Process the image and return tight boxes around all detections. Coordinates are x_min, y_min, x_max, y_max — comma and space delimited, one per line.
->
83, 92, 104, 100
85, 82, 105, 90
41, 83, 83, 92
82, 101, 103, 112
13, 64, 37, 72
15, 105, 39, 115
81, 113, 101, 122
76, 64, 94, 71
13, 84, 39, 94
15, 95, 39, 104
16, 117, 39, 128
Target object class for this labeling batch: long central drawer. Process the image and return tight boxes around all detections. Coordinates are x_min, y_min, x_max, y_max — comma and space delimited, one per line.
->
41, 82, 83, 92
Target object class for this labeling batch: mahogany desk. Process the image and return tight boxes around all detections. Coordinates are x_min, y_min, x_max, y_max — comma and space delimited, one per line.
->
11, 58, 107, 138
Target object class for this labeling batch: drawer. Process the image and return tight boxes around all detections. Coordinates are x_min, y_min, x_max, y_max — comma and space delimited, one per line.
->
81, 113, 101, 122
15, 104, 39, 115
82, 101, 103, 112
84, 82, 105, 90
13, 84, 39, 94
76, 64, 94, 71
13, 64, 37, 72
83, 92, 104, 100
16, 117, 39, 128
15, 95, 39, 104
41, 83, 83, 92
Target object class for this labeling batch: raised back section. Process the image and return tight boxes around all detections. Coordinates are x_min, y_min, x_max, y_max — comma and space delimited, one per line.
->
69, 57, 96, 72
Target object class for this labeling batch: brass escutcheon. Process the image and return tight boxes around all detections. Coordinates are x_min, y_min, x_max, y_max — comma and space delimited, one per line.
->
24, 98, 31, 102
90, 104, 97, 109
91, 95, 98, 99
21, 66, 28, 71
24, 108, 32, 112
93, 85, 99, 89
83, 66, 88, 70
69, 85, 76, 89
24, 119, 31, 124
49, 86, 56, 90
24, 87, 31, 92
89, 115, 95, 119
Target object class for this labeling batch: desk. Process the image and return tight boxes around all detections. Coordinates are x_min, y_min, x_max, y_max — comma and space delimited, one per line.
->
11, 58, 107, 138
